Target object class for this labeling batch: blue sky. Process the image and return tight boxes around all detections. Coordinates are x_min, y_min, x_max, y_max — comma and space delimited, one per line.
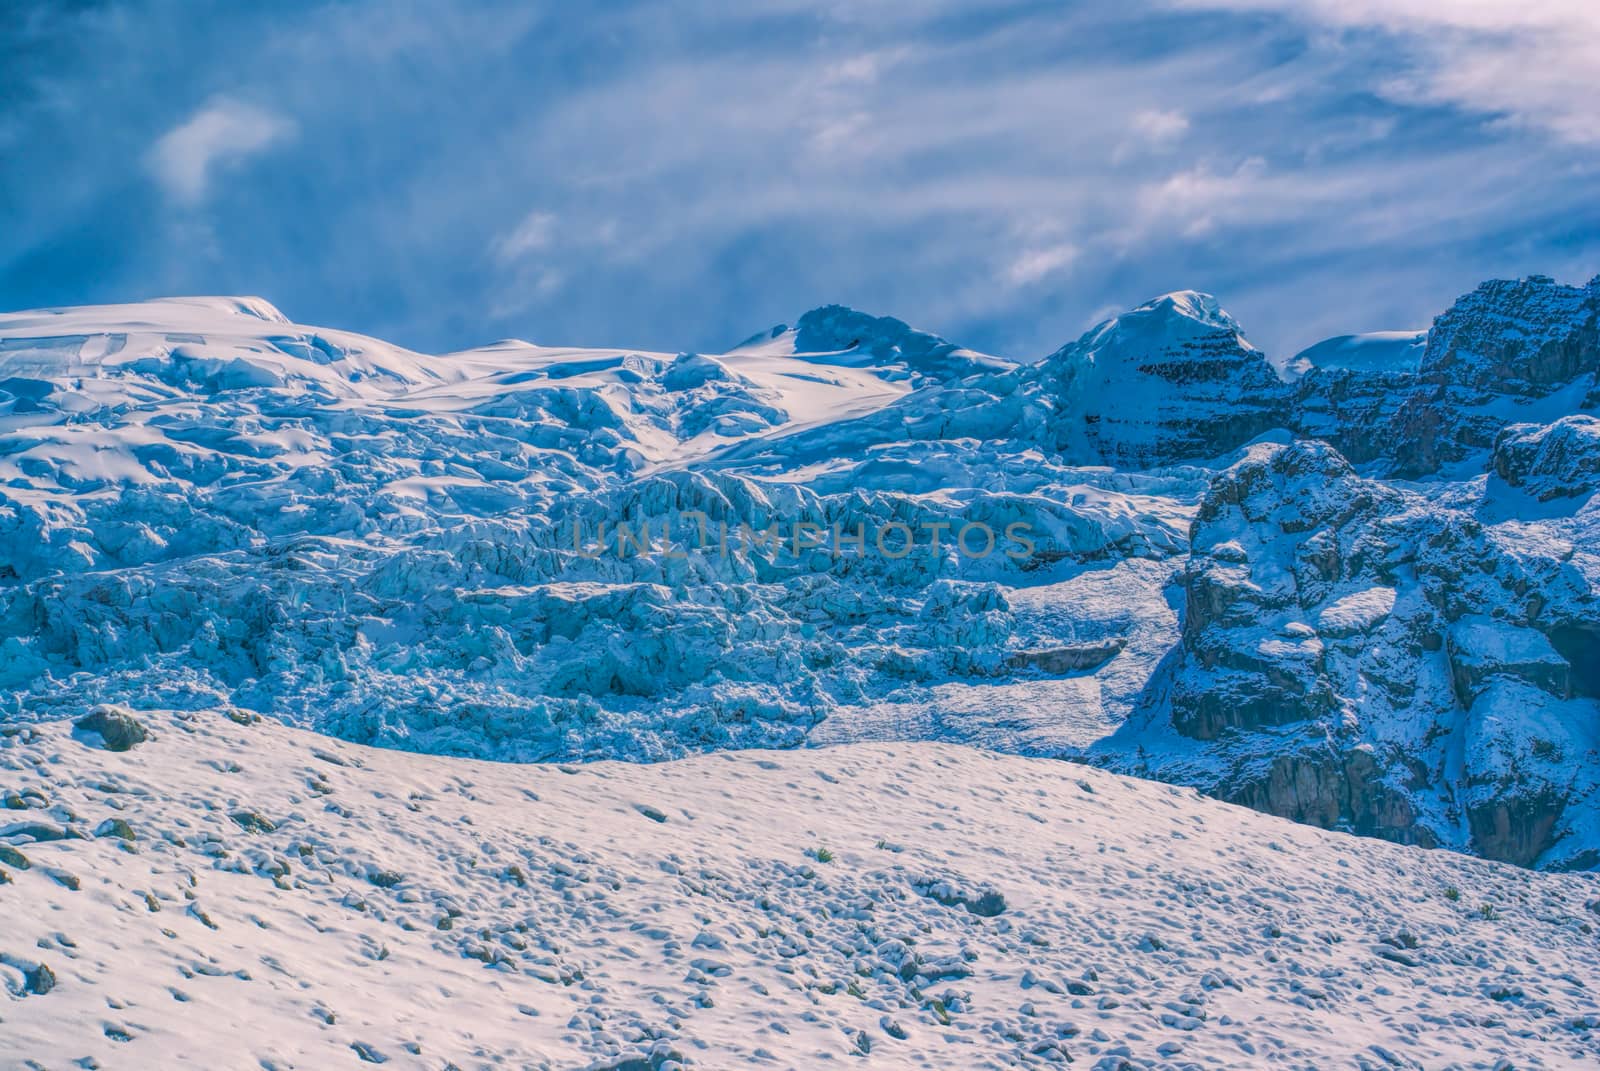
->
4, 1, 1598, 363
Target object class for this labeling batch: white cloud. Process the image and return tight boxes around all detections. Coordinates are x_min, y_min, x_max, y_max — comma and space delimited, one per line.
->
1131, 108, 1190, 146
147, 98, 296, 203
493, 211, 557, 262
1134, 157, 1270, 238
488, 267, 565, 320
821, 50, 899, 86
1176, 0, 1600, 144
1006, 243, 1079, 286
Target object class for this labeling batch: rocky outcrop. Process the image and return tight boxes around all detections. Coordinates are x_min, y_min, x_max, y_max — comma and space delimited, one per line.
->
1492, 415, 1600, 500
1423, 275, 1600, 397
1216, 748, 1429, 847
1293, 275, 1600, 477
1391, 275, 1600, 476
1034, 292, 1290, 468
5, 282, 1598, 872
1103, 438, 1600, 868
1005, 639, 1126, 675
1291, 367, 1421, 466
788, 305, 1014, 383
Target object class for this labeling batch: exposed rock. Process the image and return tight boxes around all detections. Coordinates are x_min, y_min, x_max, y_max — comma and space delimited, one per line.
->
1034, 291, 1290, 468
230, 810, 277, 834
350, 1041, 388, 1064
1447, 618, 1572, 704
1101, 437, 1600, 867
911, 875, 1008, 917
1288, 332, 1426, 465
74, 705, 149, 752
1165, 440, 1392, 740
1460, 678, 1587, 866
25, 962, 56, 996
1467, 794, 1566, 869
0, 819, 76, 843
1216, 749, 1428, 846
1, 280, 1596, 875
2, 788, 47, 810
1372, 275, 1597, 477
94, 818, 138, 841
1492, 415, 1600, 500
1005, 639, 1126, 675
1424, 275, 1600, 397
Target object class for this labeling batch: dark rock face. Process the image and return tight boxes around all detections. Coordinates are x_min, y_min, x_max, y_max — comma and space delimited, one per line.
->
1425, 276, 1600, 396
791, 305, 1012, 382
1392, 274, 1600, 476
73, 705, 149, 752
1167, 441, 1393, 741
1467, 792, 1566, 869
1167, 274, 1600, 869
1294, 275, 1600, 478
1492, 415, 1600, 500
1102, 438, 1600, 867
1447, 618, 1573, 703
1034, 292, 1290, 469
1217, 749, 1429, 847
1548, 626, 1600, 698
1291, 364, 1421, 465
1005, 639, 1126, 675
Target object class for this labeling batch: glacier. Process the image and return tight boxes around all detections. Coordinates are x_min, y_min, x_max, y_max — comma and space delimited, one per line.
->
2, 275, 1599, 869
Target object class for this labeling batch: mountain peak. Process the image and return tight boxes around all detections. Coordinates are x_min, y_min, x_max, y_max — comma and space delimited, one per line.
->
1133, 290, 1236, 331
792, 304, 941, 358
727, 303, 1011, 381
1035, 289, 1287, 467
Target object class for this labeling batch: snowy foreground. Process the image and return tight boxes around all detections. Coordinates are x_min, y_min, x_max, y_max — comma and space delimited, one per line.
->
4, 712, 1599, 1069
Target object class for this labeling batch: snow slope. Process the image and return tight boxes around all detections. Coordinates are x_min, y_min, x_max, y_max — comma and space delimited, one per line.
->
5, 710, 1598, 1069
1281, 331, 1427, 381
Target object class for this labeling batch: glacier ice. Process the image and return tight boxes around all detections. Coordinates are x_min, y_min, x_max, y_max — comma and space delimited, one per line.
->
3, 276, 1599, 866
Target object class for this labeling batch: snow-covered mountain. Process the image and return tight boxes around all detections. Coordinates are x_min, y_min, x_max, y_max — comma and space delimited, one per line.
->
3, 276, 1599, 869
1031, 290, 1290, 468
1098, 438, 1600, 869
1291, 274, 1600, 476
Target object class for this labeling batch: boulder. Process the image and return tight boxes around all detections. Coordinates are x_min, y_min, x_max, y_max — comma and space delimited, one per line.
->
74, 706, 149, 752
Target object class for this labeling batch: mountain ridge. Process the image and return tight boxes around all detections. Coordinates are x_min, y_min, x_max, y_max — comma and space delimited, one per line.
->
3, 274, 1598, 868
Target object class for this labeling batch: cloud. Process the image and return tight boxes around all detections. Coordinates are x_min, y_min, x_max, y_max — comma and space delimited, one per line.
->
1134, 157, 1271, 238
492, 211, 556, 263
1130, 109, 1189, 146
147, 98, 296, 203
1006, 243, 1079, 287
6, 0, 1599, 367
1175, 0, 1600, 144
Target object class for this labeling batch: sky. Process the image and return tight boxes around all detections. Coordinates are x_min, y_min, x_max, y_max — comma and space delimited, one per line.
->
3, 0, 1598, 364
